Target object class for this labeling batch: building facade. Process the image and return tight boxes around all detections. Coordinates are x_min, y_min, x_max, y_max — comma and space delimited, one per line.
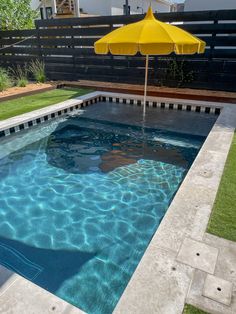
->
171, 3, 184, 12
184, 0, 236, 11
31, 0, 172, 19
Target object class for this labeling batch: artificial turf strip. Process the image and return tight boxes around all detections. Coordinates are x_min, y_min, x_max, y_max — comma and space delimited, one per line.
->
0, 87, 93, 120
207, 132, 236, 242
183, 304, 210, 314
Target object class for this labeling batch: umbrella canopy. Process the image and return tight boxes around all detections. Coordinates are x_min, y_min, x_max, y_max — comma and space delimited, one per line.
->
94, 7, 205, 114
95, 7, 205, 56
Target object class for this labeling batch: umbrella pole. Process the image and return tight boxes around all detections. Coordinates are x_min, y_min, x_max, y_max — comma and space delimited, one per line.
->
143, 55, 149, 117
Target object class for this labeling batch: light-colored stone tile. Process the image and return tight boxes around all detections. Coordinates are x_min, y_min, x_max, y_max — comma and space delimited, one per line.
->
187, 270, 236, 314
204, 233, 236, 284
203, 274, 233, 306
176, 238, 218, 274
151, 183, 217, 252
216, 105, 236, 128
187, 149, 229, 191
199, 125, 234, 154
0, 275, 84, 314
190, 204, 213, 241
114, 246, 193, 314
0, 91, 101, 132
0, 266, 19, 296
150, 107, 235, 254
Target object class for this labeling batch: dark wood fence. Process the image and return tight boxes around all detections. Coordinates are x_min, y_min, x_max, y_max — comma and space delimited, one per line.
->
0, 9, 236, 91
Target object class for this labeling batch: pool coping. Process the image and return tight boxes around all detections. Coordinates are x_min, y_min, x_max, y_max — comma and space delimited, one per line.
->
0, 91, 235, 314
0, 91, 221, 138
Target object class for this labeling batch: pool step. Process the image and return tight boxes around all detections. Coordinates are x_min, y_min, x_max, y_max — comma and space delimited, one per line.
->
0, 243, 43, 280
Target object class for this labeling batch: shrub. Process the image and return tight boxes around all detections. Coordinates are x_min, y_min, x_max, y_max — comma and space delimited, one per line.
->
17, 78, 28, 87
29, 60, 46, 83
0, 67, 12, 91
165, 58, 194, 87
10, 64, 28, 87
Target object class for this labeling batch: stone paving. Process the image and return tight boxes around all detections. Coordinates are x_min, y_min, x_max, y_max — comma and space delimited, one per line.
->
187, 234, 236, 314
0, 266, 85, 314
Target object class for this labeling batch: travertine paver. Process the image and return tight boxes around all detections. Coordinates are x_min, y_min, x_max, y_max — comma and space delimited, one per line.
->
203, 274, 233, 306
186, 233, 236, 314
0, 265, 15, 290
114, 246, 194, 314
0, 91, 100, 132
204, 234, 236, 284
0, 266, 84, 314
186, 270, 235, 314
176, 238, 218, 274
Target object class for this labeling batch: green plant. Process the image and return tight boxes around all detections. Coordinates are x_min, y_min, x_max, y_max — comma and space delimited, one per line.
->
183, 304, 209, 314
207, 131, 236, 241
0, 67, 12, 91
29, 60, 46, 83
10, 64, 28, 87
17, 78, 28, 87
165, 58, 194, 87
0, 0, 38, 30
0, 88, 93, 120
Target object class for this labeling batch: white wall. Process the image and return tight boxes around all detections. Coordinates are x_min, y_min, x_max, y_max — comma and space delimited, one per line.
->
31, 0, 40, 10
31, 0, 171, 18
79, 0, 171, 16
111, 0, 171, 15
79, 0, 112, 16
31, 0, 55, 18
31, 0, 54, 10
185, 0, 236, 11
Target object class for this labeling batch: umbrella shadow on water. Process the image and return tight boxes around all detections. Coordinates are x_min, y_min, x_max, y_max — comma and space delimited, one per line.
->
0, 236, 96, 293
45, 123, 195, 175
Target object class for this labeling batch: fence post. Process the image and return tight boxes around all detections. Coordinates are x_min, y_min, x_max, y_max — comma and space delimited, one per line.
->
209, 19, 218, 60
35, 20, 43, 62
71, 25, 77, 79
207, 16, 218, 86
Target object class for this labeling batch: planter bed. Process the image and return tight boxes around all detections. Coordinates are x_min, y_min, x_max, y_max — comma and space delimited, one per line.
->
0, 83, 57, 103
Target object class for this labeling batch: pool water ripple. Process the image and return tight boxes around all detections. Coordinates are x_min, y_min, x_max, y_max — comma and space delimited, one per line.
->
0, 115, 204, 313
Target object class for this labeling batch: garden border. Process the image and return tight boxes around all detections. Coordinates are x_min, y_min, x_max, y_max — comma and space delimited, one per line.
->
0, 84, 56, 103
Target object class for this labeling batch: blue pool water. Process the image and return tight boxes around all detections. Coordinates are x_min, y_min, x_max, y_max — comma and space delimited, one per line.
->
0, 107, 205, 313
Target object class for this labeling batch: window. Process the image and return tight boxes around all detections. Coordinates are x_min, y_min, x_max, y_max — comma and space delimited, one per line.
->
46, 7, 53, 19
40, 7, 44, 19
123, 5, 130, 15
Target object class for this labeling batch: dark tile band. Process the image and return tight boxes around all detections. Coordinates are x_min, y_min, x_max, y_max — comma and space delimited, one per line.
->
0, 96, 221, 139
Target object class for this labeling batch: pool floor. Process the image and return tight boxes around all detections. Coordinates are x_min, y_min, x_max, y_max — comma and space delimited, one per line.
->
0, 102, 212, 313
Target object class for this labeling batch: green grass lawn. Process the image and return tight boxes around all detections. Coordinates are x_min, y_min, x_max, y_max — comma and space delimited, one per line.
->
207, 132, 236, 241
183, 304, 210, 314
0, 87, 93, 120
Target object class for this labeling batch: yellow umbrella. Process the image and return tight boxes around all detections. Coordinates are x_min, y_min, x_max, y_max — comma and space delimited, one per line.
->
94, 7, 206, 115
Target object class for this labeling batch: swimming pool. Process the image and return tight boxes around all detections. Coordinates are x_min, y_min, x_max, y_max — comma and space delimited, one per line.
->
0, 100, 215, 313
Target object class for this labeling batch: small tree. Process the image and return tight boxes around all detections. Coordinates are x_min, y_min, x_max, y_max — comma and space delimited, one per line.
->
0, 0, 38, 30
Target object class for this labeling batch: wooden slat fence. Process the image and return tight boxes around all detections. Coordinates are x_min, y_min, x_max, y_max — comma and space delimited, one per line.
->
0, 9, 236, 91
